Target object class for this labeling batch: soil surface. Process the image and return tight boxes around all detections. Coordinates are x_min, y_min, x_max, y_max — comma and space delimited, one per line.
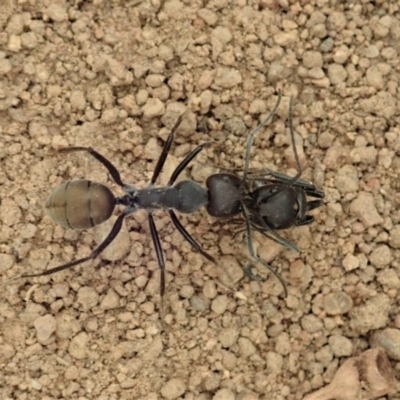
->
1, 0, 400, 399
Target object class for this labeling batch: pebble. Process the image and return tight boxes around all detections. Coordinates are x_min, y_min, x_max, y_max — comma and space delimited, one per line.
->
389, 225, 400, 249
94, 216, 131, 261
301, 315, 323, 333
349, 294, 390, 334
349, 192, 383, 227
328, 335, 353, 357
34, 314, 56, 343
238, 337, 256, 357
212, 26, 232, 45
334, 165, 359, 194
46, 3, 67, 22
77, 286, 100, 311
202, 372, 220, 391
366, 65, 384, 89
142, 98, 165, 119
69, 332, 89, 360
218, 256, 244, 287
214, 67, 242, 88
289, 259, 313, 289
266, 351, 283, 373
323, 292, 353, 315
0, 253, 14, 272
100, 289, 120, 310
365, 44, 380, 58
197, 8, 218, 26
203, 280, 217, 299
218, 328, 239, 348
327, 63, 347, 85
211, 295, 228, 315
161, 378, 186, 399
213, 388, 235, 400
342, 253, 359, 271
70, 89, 86, 111
190, 295, 208, 312
273, 31, 297, 46
0, 59, 12, 75
369, 244, 392, 268
333, 44, 351, 64
302, 51, 323, 68
370, 328, 400, 361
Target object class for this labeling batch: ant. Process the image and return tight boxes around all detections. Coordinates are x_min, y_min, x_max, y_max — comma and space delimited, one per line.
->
14, 92, 324, 306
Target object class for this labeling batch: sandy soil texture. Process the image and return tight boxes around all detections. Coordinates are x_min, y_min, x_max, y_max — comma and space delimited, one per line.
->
1, 0, 400, 399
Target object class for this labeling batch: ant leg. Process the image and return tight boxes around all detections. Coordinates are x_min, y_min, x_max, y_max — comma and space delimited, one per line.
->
60, 147, 125, 187
148, 213, 166, 317
242, 205, 288, 297
168, 210, 215, 263
251, 220, 299, 253
242, 91, 282, 181
151, 115, 184, 184
16, 214, 125, 279
243, 263, 263, 281
167, 142, 210, 186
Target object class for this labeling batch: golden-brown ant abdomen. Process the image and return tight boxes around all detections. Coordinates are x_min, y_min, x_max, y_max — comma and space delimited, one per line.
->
44, 180, 116, 230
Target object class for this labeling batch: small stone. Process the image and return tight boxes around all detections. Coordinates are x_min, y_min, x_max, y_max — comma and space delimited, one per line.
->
218, 256, 244, 286
370, 328, 400, 361
34, 314, 56, 343
302, 51, 323, 68
320, 37, 334, 52
349, 294, 390, 334
366, 65, 384, 90
46, 3, 67, 22
197, 8, 218, 26
213, 388, 235, 400
190, 295, 208, 312
369, 245, 392, 269
219, 328, 239, 348
0, 59, 12, 75
203, 281, 217, 299
289, 259, 313, 288
238, 337, 256, 357
365, 44, 380, 58
77, 287, 100, 311
145, 74, 165, 88
324, 292, 353, 315
211, 295, 228, 315
212, 26, 232, 45
342, 254, 359, 271
202, 372, 221, 391
20, 32, 38, 49
268, 60, 293, 82
328, 335, 353, 357
266, 351, 283, 373
335, 165, 359, 194
273, 31, 297, 46
327, 63, 347, 85
248, 99, 267, 114
94, 216, 131, 261
350, 192, 383, 227
69, 332, 89, 359
70, 90, 86, 111
161, 378, 186, 399
0, 253, 14, 272
214, 67, 242, 88
142, 98, 165, 119
100, 289, 120, 310
301, 315, 323, 333
333, 44, 351, 64
389, 225, 400, 249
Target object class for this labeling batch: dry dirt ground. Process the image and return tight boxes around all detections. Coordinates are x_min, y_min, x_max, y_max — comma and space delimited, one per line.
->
1, 0, 400, 399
